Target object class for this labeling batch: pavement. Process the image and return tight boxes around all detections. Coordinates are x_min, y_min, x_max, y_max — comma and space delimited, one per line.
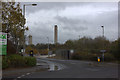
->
2, 58, 49, 78
2, 54, 55, 79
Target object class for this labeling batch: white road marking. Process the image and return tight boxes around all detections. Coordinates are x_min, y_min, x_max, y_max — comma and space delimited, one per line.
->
21, 75, 25, 77
86, 68, 100, 71
26, 73, 30, 75
71, 63, 76, 64
17, 77, 21, 78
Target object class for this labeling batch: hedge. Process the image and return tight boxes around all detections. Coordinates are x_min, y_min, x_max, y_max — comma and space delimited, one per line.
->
2, 56, 8, 69
24, 57, 36, 66
7, 54, 26, 67
71, 53, 115, 62
2, 54, 36, 69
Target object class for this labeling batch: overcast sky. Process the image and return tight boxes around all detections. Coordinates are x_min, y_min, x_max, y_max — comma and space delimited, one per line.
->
21, 2, 118, 44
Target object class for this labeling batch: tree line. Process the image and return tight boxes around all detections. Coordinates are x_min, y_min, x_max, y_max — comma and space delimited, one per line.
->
30, 36, 119, 60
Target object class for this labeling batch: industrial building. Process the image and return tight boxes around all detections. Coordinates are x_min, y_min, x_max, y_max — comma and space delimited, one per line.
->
55, 49, 74, 60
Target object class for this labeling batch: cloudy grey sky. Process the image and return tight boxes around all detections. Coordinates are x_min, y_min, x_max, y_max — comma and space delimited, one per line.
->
21, 2, 118, 44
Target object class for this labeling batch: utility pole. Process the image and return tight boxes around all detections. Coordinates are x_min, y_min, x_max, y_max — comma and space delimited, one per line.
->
23, 4, 25, 54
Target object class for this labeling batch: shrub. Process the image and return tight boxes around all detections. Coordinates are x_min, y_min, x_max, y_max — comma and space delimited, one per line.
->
71, 52, 116, 62
71, 53, 82, 60
71, 53, 98, 61
2, 54, 37, 69
88, 54, 97, 61
104, 53, 115, 62
2, 56, 8, 69
24, 57, 36, 66
7, 54, 26, 67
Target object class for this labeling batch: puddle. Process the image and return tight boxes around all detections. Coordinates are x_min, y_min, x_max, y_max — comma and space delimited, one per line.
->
37, 59, 66, 71
48, 64, 59, 71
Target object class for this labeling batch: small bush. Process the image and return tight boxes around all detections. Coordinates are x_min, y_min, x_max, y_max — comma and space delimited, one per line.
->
104, 53, 115, 62
24, 57, 36, 66
7, 54, 25, 67
71, 53, 82, 60
2, 56, 8, 69
88, 54, 97, 61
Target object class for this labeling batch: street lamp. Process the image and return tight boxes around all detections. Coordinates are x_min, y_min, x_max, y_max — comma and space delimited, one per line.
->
23, 4, 37, 17
22, 3, 37, 54
47, 37, 50, 57
101, 26, 104, 62
47, 37, 49, 50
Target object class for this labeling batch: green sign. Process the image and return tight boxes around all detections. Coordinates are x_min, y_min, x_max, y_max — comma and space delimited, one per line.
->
0, 32, 7, 55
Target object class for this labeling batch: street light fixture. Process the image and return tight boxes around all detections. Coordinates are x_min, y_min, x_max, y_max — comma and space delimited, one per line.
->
22, 3, 37, 54
23, 3, 37, 17
32, 4, 37, 6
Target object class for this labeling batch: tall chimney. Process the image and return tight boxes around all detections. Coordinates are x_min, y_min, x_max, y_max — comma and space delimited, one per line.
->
54, 25, 58, 44
28, 35, 32, 45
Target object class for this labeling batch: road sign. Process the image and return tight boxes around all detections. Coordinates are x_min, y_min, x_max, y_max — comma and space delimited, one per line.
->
70, 50, 74, 54
48, 51, 52, 55
0, 32, 7, 55
100, 50, 106, 53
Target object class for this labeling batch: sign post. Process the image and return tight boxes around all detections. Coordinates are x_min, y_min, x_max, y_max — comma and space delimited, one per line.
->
100, 50, 106, 62
0, 32, 7, 55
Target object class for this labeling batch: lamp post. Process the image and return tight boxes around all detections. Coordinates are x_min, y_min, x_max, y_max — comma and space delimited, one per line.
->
47, 37, 50, 56
101, 26, 104, 62
47, 37, 49, 51
22, 4, 37, 54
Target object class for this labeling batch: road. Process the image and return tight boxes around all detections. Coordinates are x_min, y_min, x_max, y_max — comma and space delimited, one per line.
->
21, 58, 118, 78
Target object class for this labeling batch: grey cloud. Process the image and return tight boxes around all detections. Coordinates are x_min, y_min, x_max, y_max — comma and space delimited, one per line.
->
21, 2, 116, 14
25, 2, 118, 44
21, 2, 86, 13
55, 16, 88, 32
27, 22, 54, 44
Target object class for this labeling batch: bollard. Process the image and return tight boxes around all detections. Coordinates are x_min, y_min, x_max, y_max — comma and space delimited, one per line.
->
97, 57, 100, 62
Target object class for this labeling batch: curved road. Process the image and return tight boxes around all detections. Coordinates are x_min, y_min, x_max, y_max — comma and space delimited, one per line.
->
22, 58, 118, 78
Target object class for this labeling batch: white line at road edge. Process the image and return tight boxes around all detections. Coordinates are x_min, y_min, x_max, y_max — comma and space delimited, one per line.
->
17, 77, 21, 78
26, 73, 30, 75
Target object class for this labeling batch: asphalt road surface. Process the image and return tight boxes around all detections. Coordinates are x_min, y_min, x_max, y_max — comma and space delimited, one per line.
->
22, 58, 118, 78
2, 58, 119, 79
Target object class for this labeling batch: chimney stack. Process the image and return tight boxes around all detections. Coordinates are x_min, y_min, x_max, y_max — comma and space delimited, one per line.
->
28, 35, 32, 45
54, 25, 58, 44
